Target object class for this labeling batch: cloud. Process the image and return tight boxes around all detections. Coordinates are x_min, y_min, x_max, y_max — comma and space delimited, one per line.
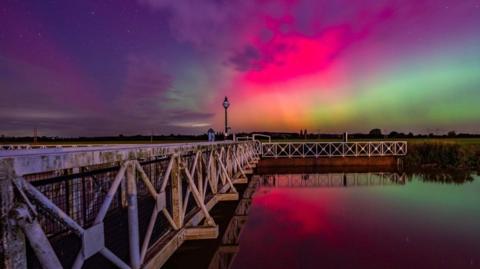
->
139, 0, 254, 48
165, 109, 215, 127
116, 54, 173, 116
111, 57, 217, 133
139, 0, 378, 79
138, 0, 297, 51
170, 122, 211, 128
0, 108, 77, 120
228, 45, 263, 72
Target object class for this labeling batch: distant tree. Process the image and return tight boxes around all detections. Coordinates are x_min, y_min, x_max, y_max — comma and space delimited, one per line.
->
300, 130, 303, 136
389, 131, 399, 138
447, 131, 456, 137
369, 128, 382, 137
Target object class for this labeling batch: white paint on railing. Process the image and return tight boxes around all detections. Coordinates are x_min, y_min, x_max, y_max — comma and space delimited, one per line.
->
0, 141, 243, 176
260, 141, 407, 158
1, 141, 260, 269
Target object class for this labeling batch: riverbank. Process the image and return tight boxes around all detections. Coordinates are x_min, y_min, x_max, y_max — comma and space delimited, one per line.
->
403, 142, 480, 170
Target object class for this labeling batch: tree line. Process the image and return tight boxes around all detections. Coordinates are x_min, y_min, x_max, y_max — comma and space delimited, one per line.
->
1, 129, 479, 143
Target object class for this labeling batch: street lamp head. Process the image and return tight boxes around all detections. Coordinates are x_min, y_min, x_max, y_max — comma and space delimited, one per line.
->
223, 96, 230, 109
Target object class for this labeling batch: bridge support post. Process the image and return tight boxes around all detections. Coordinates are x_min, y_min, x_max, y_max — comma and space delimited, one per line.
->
13, 205, 62, 269
126, 161, 141, 269
171, 156, 183, 228
0, 159, 26, 269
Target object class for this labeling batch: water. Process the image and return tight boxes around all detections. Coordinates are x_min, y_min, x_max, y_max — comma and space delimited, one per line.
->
230, 172, 480, 269
165, 172, 480, 269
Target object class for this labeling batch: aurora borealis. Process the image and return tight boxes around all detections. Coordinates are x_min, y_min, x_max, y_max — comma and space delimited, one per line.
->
1, 0, 480, 136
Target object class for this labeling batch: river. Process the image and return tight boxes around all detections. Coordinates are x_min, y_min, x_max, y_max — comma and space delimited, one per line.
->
166, 171, 480, 269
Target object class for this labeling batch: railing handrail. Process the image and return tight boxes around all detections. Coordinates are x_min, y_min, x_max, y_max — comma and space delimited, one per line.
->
252, 134, 272, 143
261, 140, 408, 144
0, 141, 255, 176
235, 134, 272, 143
0, 141, 240, 152
235, 136, 252, 141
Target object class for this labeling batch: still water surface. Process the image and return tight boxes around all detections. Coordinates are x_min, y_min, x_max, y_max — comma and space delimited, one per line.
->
230, 173, 480, 269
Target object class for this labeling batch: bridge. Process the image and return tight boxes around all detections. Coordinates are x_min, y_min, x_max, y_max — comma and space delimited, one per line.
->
0, 139, 407, 269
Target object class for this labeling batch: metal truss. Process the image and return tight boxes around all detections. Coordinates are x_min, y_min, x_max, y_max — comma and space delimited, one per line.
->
261, 141, 407, 158
5, 141, 259, 269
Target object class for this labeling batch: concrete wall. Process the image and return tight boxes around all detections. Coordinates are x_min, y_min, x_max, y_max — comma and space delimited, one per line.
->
257, 156, 399, 170
256, 156, 401, 174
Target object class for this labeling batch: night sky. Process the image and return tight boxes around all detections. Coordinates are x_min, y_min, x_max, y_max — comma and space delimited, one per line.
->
1, 0, 480, 136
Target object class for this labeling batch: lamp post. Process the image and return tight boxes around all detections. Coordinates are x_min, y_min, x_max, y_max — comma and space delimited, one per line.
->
223, 96, 230, 139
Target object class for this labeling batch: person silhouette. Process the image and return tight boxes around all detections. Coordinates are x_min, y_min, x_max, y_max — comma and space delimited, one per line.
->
207, 128, 215, 142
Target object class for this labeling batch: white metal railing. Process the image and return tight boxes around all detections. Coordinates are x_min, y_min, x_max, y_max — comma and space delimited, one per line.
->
0, 144, 110, 150
235, 134, 271, 143
261, 141, 407, 158
235, 136, 252, 142
252, 134, 271, 143
235, 134, 272, 156
1, 141, 260, 269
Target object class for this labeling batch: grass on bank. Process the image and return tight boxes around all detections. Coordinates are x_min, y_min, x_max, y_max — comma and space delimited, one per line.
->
403, 141, 480, 170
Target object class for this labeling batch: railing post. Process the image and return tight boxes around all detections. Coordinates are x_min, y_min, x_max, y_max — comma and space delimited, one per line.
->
13, 205, 62, 269
81, 170, 87, 226
171, 156, 183, 227
69, 168, 82, 225
120, 172, 128, 208
126, 161, 141, 269
0, 159, 27, 269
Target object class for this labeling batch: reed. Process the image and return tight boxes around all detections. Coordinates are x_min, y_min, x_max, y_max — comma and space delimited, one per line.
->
404, 142, 480, 170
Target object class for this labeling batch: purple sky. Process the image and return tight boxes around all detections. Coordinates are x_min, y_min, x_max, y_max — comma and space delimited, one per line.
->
1, 0, 480, 136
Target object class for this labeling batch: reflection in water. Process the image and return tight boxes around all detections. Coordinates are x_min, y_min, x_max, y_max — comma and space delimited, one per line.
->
208, 177, 260, 269
168, 172, 480, 269
407, 171, 475, 184
261, 173, 406, 188
228, 172, 480, 269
